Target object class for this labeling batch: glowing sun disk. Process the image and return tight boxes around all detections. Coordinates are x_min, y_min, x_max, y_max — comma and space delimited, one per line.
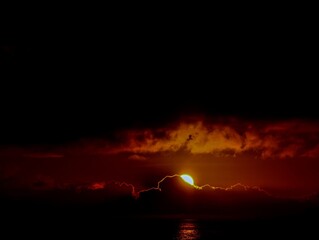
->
180, 174, 194, 186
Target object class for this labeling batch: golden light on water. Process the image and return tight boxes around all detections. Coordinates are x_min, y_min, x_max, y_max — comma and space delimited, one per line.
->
175, 220, 200, 240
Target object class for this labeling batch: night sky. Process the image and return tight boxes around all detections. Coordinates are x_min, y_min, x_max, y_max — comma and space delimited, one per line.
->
1, 15, 318, 199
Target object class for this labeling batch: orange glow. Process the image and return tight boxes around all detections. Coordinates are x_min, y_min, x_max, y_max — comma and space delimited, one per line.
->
88, 182, 105, 190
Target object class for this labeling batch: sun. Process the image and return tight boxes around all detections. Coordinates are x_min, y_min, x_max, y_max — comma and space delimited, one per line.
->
180, 174, 194, 186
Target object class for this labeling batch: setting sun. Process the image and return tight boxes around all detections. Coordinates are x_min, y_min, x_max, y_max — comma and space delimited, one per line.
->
180, 174, 194, 186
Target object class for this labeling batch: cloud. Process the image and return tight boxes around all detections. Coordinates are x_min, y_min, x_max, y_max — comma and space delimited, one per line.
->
278, 144, 301, 159
3, 118, 315, 160
112, 122, 243, 154
128, 154, 147, 161
110, 118, 319, 159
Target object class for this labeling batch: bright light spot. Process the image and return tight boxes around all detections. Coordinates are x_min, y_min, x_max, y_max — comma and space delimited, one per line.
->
180, 174, 194, 186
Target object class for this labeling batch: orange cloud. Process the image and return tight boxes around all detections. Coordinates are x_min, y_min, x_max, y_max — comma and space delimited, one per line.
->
3, 118, 317, 161
114, 122, 243, 154
110, 119, 319, 159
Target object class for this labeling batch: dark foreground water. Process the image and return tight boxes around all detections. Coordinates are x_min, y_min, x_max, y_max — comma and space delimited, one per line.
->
106, 217, 318, 239
3, 215, 319, 239
3, 204, 319, 239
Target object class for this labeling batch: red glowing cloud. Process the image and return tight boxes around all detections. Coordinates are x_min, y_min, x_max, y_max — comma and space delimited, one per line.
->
110, 118, 319, 159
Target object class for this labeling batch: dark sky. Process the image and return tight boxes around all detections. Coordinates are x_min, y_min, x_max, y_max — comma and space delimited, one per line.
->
1, 19, 318, 145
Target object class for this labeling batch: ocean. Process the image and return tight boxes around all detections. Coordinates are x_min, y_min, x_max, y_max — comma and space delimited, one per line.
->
103, 216, 317, 239
2, 205, 318, 239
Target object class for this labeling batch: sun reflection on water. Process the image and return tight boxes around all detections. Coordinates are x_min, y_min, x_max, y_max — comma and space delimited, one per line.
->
175, 219, 200, 240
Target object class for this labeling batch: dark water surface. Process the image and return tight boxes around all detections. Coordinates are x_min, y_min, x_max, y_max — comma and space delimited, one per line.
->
2, 204, 318, 239
103, 216, 318, 239
3, 215, 318, 239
